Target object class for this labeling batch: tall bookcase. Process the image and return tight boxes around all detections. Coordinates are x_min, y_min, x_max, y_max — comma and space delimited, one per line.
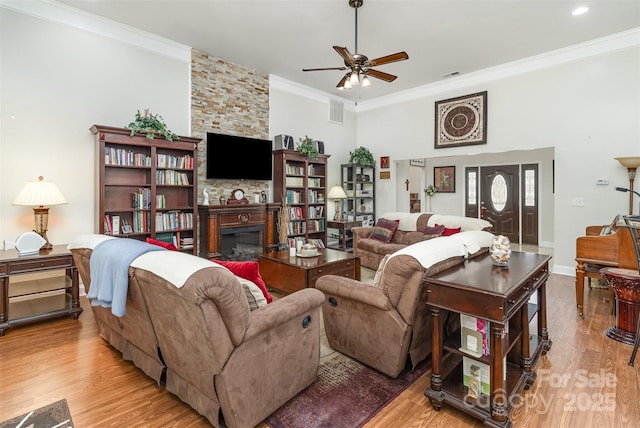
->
273, 149, 330, 247
91, 125, 200, 254
341, 163, 376, 226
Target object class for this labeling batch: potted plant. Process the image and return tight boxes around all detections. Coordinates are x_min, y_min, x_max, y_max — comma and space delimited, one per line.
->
125, 109, 179, 141
296, 135, 318, 159
349, 147, 375, 166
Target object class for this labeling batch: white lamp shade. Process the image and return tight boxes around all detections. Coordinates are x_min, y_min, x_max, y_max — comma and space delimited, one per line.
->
328, 185, 347, 199
12, 176, 67, 207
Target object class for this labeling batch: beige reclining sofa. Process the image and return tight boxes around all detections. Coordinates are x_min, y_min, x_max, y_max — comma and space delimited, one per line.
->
69, 234, 324, 428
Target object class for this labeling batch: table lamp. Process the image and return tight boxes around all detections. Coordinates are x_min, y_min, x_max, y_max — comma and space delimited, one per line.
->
615, 157, 640, 215
328, 185, 347, 221
12, 176, 68, 249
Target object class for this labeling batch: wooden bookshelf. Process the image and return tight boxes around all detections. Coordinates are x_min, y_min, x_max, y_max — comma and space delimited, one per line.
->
273, 149, 329, 248
91, 125, 200, 254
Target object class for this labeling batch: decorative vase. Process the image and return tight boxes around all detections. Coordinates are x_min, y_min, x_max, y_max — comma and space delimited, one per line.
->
426, 196, 432, 212
489, 235, 511, 266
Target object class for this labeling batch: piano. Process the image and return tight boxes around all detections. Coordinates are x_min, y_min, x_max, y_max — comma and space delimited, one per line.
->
575, 221, 636, 317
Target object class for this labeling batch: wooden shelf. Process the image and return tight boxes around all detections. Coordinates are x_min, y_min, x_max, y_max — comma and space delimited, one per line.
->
92, 125, 200, 254
341, 163, 375, 226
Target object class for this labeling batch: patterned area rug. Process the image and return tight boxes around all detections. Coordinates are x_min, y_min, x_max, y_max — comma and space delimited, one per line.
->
0, 399, 73, 428
265, 353, 431, 428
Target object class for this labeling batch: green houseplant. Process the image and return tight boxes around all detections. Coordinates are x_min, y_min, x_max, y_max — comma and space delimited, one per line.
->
296, 135, 318, 159
349, 146, 375, 166
125, 109, 179, 141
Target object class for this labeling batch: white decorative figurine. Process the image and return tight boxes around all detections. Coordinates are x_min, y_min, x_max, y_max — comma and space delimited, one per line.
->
203, 188, 210, 205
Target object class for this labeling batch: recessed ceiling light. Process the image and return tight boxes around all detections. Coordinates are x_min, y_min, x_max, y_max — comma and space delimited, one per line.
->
572, 6, 589, 16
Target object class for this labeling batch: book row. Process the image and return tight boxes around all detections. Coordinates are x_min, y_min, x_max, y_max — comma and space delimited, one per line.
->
156, 170, 190, 186
155, 211, 194, 231
157, 153, 193, 169
105, 147, 151, 167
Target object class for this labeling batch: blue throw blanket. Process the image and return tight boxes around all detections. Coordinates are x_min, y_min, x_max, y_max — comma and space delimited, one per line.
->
88, 238, 166, 317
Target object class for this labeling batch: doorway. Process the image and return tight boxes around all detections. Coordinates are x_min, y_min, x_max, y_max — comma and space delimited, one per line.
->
469, 164, 539, 244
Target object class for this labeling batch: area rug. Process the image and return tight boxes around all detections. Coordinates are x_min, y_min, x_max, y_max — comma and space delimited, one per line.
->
265, 353, 430, 428
0, 399, 73, 428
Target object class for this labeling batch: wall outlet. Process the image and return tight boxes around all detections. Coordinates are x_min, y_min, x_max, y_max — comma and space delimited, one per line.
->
573, 197, 585, 207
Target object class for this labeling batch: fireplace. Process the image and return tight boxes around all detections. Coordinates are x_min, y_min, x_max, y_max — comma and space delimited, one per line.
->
220, 224, 264, 260
198, 203, 279, 260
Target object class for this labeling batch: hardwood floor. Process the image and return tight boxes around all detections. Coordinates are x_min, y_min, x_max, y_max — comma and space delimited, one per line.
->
1, 273, 638, 427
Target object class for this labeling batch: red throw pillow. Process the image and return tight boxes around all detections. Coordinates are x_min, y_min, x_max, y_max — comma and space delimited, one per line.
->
436, 224, 462, 236
146, 237, 178, 251
213, 260, 272, 303
369, 218, 400, 243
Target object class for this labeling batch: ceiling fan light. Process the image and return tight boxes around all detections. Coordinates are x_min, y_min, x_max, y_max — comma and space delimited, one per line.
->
343, 79, 352, 89
350, 71, 359, 85
361, 75, 371, 87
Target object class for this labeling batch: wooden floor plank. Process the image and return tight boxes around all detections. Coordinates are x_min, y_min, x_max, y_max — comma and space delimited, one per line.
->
0, 273, 638, 427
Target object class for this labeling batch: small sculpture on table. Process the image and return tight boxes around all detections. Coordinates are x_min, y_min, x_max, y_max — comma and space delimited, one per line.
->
203, 189, 210, 205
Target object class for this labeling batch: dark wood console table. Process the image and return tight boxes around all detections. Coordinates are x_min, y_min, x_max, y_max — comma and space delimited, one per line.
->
424, 251, 552, 428
0, 245, 82, 336
198, 203, 279, 259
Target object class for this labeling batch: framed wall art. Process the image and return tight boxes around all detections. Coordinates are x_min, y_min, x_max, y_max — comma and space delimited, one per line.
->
380, 156, 390, 169
435, 91, 487, 149
434, 166, 456, 193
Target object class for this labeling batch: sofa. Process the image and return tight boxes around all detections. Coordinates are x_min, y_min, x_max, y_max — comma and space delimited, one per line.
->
69, 234, 324, 428
352, 212, 492, 270
316, 230, 495, 378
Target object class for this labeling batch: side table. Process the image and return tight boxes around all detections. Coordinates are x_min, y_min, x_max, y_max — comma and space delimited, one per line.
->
600, 267, 640, 345
0, 245, 82, 336
326, 220, 362, 251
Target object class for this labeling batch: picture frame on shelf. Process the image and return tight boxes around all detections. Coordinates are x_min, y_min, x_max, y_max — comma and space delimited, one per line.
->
435, 91, 487, 149
434, 166, 455, 193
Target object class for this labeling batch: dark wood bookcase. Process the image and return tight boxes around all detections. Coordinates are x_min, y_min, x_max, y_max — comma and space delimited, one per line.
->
91, 125, 200, 254
273, 149, 329, 247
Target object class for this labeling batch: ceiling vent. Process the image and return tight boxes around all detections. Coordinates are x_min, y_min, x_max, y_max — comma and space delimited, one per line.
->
329, 99, 344, 124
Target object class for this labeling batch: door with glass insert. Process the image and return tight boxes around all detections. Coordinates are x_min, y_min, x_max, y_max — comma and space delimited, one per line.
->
480, 165, 519, 243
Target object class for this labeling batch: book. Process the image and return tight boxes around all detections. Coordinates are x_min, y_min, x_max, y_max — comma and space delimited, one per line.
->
112, 216, 120, 235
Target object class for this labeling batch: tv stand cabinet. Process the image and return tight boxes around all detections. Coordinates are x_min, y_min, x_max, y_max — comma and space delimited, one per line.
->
424, 252, 552, 427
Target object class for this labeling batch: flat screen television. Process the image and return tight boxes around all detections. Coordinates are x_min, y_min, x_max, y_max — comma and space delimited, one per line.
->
206, 132, 273, 180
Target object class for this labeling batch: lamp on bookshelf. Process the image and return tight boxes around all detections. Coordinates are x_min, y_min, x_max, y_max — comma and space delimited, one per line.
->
328, 185, 347, 221
12, 176, 68, 250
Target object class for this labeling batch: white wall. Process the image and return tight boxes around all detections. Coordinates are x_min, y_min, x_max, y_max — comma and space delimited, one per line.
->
0, 6, 191, 245
356, 45, 640, 273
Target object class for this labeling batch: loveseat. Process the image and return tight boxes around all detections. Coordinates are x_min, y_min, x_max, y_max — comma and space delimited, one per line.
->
316, 230, 495, 378
69, 234, 324, 428
352, 212, 492, 269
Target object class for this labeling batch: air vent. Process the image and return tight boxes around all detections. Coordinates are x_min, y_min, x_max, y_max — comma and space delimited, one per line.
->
329, 99, 344, 124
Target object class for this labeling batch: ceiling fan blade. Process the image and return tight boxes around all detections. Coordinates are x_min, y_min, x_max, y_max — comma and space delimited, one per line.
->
303, 67, 348, 72
333, 46, 355, 65
336, 73, 350, 88
367, 51, 409, 67
367, 68, 398, 82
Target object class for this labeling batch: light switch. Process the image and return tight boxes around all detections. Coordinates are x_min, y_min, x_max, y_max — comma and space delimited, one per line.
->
596, 178, 609, 185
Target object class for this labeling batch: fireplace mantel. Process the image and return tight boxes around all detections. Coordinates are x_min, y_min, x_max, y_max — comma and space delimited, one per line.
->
198, 204, 279, 259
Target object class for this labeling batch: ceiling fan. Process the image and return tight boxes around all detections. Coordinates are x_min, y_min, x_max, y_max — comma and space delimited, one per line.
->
302, 0, 409, 89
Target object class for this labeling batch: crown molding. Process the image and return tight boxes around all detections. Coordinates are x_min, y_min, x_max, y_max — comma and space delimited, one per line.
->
0, 0, 191, 63
269, 75, 357, 113
357, 28, 640, 112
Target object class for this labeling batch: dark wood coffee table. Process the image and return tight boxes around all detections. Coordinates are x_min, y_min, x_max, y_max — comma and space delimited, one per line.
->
258, 248, 360, 294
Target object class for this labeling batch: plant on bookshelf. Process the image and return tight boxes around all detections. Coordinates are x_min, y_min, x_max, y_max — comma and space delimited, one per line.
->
125, 109, 179, 141
296, 135, 318, 159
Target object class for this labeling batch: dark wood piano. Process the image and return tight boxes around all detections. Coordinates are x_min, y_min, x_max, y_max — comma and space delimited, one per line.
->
575, 223, 636, 317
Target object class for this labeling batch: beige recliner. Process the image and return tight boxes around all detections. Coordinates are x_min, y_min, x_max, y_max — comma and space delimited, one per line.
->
316, 239, 468, 378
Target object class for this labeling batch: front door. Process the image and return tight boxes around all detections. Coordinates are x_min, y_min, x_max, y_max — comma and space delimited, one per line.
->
480, 165, 519, 243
